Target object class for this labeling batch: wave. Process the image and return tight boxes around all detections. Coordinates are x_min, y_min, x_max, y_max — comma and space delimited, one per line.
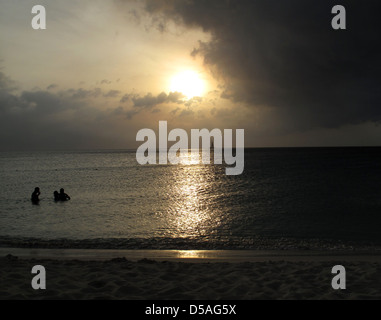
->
1, 235, 380, 252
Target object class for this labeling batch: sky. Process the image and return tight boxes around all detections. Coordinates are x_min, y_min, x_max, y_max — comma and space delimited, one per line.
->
0, 0, 380, 151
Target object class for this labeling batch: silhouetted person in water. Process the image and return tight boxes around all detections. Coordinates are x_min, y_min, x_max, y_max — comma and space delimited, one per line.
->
31, 187, 40, 204
59, 188, 71, 201
54, 191, 60, 202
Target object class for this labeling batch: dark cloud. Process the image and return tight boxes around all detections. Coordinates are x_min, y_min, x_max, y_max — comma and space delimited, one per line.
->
112, 106, 139, 120
47, 84, 58, 90
0, 71, 17, 92
104, 90, 121, 98
20, 91, 72, 115
142, 0, 381, 130
69, 88, 102, 99
184, 96, 202, 108
170, 107, 181, 116
0, 69, 193, 150
0, 71, 141, 150
122, 91, 185, 109
120, 93, 131, 104
100, 79, 112, 85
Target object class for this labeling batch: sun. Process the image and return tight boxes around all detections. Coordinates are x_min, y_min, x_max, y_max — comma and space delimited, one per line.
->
169, 70, 206, 99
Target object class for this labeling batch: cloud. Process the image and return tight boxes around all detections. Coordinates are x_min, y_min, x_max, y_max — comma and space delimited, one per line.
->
0, 69, 195, 150
141, 0, 381, 130
104, 90, 121, 98
100, 79, 112, 85
68, 88, 103, 99
113, 106, 139, 120
122, 91, 185, 109
0, 71, 16, 92
0, 71, 144, 150
47, 84, 58, 91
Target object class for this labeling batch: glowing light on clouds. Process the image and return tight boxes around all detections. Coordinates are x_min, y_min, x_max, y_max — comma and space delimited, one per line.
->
169, 70, 206, 99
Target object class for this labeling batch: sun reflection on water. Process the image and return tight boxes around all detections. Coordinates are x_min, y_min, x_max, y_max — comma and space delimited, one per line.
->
166, 163, 222, 238
173, 149, 224, 166
174, 250, 210, 259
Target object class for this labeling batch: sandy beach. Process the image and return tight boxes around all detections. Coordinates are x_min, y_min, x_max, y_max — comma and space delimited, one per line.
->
1, 250, 380, 300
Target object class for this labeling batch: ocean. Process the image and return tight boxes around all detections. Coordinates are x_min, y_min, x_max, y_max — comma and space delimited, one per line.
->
0, 148, 380, 250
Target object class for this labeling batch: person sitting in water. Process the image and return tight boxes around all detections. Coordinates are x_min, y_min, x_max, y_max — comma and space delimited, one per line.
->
54, 191, 60, 202
31, 187, 40, 204
59, 188, 71, 201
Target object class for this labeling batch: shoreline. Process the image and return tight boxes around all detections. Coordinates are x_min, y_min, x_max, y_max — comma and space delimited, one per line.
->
1, 252, 380, 300
2, 235, 381, 252
2, 247, 381, 263
2, 239, 380, 300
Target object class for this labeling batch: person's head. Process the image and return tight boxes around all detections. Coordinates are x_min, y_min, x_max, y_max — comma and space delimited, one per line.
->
60, 188, 64, 193
54, 191, 59, 195
35, 187, 40, 192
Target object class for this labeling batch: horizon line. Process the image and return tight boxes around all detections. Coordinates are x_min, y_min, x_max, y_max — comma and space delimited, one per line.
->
1, 145, 381, 153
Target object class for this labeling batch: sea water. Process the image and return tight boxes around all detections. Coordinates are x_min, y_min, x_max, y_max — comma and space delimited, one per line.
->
0, 148, 380, 248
